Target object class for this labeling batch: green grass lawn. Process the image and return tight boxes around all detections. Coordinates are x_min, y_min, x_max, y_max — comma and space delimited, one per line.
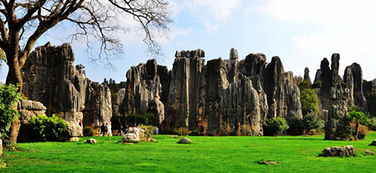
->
2, 132, 376, 173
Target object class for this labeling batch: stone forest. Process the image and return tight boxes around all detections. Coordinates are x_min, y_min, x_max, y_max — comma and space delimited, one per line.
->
5, 43, 374, 141
2, 43, 376, 172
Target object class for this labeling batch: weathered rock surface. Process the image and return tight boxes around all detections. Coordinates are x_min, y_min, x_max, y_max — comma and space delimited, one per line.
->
21, 43, 112, 136
304, 67, 312, 84
122, 127, 154, 143
319, 145, 355, 157
118, 49, 302, 136
18, 100, 47, 123
86, 138, 96, 144
313, 54, 367, 140
177, 137, 192, 144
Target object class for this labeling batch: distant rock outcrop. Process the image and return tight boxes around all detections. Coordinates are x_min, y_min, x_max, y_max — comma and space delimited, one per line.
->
313, 54, 368, 140
21, 43, 112, 136
117, 49, 302, 135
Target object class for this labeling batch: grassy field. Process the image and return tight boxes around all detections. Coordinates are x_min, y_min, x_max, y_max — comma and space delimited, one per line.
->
2, 132, 376, 173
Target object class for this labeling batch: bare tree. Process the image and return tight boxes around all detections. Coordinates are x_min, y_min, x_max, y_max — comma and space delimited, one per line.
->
0, 0, 172, 91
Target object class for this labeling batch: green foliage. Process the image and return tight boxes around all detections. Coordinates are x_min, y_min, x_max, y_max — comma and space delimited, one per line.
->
298, 80, 311, 91
300, 88, 320, 116
125, 113, 158, 126
312, 80, 322, 88
0, 84, 21, 141
347, 110, 369, 125
263, 117, 289, 136
27, 114, 69, 142
138, 125, 157, 138
83, 127, 95, 137
287, 118, 304, 135
303, 112, 324, 131
175, 127, 192, 136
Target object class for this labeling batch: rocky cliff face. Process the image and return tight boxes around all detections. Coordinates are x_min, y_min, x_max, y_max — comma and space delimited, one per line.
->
22, 43, 112, 136
118, 48, 302, 135
313, 54, 367, 140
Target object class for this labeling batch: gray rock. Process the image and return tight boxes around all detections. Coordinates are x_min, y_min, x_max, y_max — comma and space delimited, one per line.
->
344, 63, 367, 109
229, 48, 239, 60
118, 49, 302, 136
21, 43, 112, 137
177, 137, 192, 144
304, 67, 312, 84
320, 145, 355, 157
18, 100, 47, 124
86, 138, 96, 144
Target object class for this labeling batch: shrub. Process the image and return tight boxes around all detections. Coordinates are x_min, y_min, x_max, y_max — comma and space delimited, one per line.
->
347, 110, 370, 140
287, 118, 304, 135
125, 113, 158, 126
303, 112, 324, 132
138, 125, 156, 138
263, 117, 289, 136
83, 127, 95, 137
300, 88, 320, 116
175, 127, 192, 136
27, 114, 69, 142
0, 84, 22, 143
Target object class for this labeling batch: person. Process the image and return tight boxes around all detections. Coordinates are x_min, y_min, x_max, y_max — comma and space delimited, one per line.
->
100, 123, 106, 136
154, 127, 159, 135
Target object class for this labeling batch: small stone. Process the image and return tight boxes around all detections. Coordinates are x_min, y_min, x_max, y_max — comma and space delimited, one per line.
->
86, 138, 96, 144
177, 137, 192, 144
256, 160, 279, 165
369, 140, 376, 146
69, 137, 80, 142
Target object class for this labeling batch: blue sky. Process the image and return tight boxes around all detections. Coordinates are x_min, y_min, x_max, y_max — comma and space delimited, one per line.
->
1, 0, 376, 83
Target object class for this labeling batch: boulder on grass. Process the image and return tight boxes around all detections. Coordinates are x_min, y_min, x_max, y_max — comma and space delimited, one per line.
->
121, 127, 155, 143
369, 140, 376, 146
177, 137, 192, 144
86, 138, 96, 144
319, 145, 355, 157
69, 137, 80, 142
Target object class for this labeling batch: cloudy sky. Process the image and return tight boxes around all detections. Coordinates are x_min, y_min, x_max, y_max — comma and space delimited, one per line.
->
1, 0, 376, 82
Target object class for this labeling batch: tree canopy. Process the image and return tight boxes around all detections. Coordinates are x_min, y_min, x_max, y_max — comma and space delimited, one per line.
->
0, 0, 172, 90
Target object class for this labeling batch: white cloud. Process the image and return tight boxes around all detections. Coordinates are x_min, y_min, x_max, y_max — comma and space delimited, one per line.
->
180, 0, 242, 32
258, 0, 376, 25
258, 0, 376, 80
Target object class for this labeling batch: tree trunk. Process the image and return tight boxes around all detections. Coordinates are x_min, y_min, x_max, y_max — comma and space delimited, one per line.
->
355, 122, 359, 140
5, 55, 23, 91
5, 51, 23, 144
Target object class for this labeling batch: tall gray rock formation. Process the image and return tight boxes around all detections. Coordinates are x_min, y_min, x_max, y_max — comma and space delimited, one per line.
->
121, 59, 167, 124
118, 48, 302, 136
304, 67, 312, 84
314, 54, 365, 140
21, 43, 112, 136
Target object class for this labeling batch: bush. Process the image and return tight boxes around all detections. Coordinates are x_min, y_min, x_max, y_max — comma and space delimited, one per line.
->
0, 84, 22, 143
263, 117, 289, 136
27, 114, 69, 142
175, 127, 192, 136
300, 88, 320, 116
83, 127, 95, 137
138, 125, 156, 138
125, 113, 158, 126
303, 112, 324, 132
287, 118, 304, 135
